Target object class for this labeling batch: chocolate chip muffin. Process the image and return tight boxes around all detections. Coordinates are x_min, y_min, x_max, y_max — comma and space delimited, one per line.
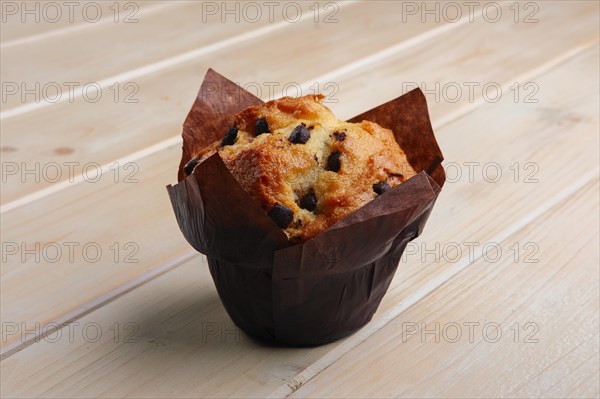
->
184, 94, 416, 242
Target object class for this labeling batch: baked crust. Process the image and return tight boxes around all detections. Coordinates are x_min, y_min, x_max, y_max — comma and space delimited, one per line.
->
190, 94, 416, 242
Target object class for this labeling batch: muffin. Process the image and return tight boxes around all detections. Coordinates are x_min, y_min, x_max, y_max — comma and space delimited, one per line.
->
169, 69, 445, 345
182, 94, 416, 242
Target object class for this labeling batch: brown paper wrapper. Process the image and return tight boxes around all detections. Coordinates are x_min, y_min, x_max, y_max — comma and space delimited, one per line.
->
167, 69, 445, 346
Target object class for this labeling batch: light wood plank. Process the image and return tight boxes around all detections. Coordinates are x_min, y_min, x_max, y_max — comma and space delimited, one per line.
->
1, 4, 597, 353
0, 0, 168, 44
0, 145, 187, 349
2, 1, 597, 206
289, 181, 599, 398
0, 254, 334, 399
0, 0, 504, 205
1, 33, 597, 399
0, 0, 328, 110
272, 43, 600, 397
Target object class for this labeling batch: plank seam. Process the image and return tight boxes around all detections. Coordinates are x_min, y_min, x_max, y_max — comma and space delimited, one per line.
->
1, 135, 182, 213
2, 39, 596, 214
0, 1, 358, 120
433, 39, 600, 129
268, 168, 600, 398
1, 6, 596, 363
0, 249, 198, 360
0, 2, 178, 49
1, 37, 596, 358
0, 4, 515, 214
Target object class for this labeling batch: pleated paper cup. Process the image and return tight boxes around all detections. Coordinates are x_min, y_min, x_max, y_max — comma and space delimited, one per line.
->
167, 69, 445, 346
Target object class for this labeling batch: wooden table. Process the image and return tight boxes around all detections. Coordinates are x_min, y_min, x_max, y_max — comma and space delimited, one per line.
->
1, 1, 598, 397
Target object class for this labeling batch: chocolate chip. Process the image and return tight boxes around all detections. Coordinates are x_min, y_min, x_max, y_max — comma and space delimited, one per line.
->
299, 190, 317, 212
268, 203, 294, 228
326, 151, 341, 172
221, 124, 238, 147
184, 157, 200, 175
289, 124, 311, 144
333, 131, 346, 141
255, 117, 270, 135
373, 181, 391, 195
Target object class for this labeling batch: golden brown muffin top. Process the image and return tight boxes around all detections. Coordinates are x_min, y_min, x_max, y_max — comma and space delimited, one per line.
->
187, 94, 416, 242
